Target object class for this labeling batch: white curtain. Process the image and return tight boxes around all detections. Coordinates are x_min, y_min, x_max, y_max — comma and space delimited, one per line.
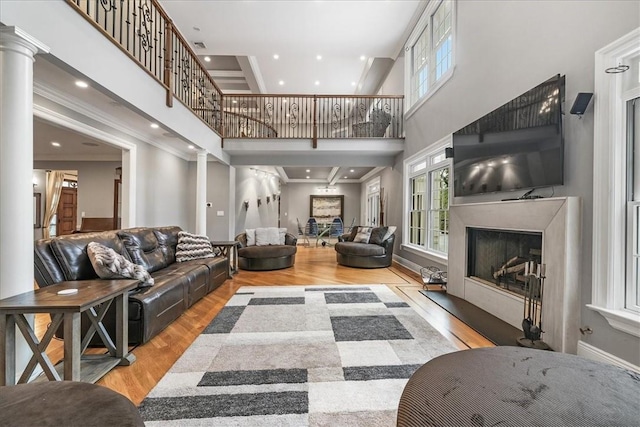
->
42, 171, 65, 239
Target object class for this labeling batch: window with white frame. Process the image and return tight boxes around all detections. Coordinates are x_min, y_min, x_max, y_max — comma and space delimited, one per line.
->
404, 139, 451, 257
406, 0, 455, 110
626, 97, 640, 313
589, 29, 640, 337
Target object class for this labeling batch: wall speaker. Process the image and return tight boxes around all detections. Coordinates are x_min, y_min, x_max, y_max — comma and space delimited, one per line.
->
570, 93, 593, 116
445, 147, 454, 158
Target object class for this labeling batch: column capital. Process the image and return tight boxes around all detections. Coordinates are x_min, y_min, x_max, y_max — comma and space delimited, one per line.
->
0, 26, 49, 57
197, 150, 208, 158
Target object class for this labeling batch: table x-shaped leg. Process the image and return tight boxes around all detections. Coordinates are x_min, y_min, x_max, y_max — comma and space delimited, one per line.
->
15, 313, 63, 383
81, 300, 115, 356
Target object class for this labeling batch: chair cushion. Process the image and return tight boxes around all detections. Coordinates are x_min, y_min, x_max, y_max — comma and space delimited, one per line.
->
255, 227, 280, 246
238, 245, 297, 259
335, 242, 386, 257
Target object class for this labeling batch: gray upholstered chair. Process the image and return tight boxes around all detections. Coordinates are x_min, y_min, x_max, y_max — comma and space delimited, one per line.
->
334, 226, 395, 268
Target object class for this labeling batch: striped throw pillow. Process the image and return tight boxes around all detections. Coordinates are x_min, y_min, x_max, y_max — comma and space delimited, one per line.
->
176, 231, 220, 262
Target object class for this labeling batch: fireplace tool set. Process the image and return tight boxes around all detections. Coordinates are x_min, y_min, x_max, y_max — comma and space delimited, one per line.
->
517, 262, 550, 350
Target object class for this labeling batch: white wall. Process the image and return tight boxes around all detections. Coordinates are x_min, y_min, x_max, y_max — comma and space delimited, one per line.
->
393, 1, 640, 363
1, 0, 228, 163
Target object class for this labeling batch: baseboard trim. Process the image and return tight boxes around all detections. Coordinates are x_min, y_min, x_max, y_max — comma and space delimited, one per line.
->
393, 254, 421, 275
577, 340, 640, 373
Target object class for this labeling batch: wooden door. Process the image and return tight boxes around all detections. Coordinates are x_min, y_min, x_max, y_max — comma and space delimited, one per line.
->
56, 188, 77, 235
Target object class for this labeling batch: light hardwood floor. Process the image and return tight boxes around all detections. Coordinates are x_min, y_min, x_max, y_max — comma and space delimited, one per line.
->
36, 245, 493, 404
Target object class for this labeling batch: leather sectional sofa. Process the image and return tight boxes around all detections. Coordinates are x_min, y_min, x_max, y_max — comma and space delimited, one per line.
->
34, 226, 228, 345
334, 226, 396, 268
234, 231, 298, 270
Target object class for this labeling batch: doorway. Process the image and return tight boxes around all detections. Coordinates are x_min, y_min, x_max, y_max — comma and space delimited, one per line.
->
365, 177, 381, 226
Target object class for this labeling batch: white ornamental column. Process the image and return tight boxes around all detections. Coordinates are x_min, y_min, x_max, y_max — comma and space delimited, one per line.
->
195, 150, 208, 235
0, 27, 49, 383
0, 27, 49, 298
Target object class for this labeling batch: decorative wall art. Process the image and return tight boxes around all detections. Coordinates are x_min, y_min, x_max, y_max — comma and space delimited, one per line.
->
310, 195, 344, 224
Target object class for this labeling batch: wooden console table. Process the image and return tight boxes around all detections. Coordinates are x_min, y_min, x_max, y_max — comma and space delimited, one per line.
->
211, 241, 240, 276
0, 279, 138, 385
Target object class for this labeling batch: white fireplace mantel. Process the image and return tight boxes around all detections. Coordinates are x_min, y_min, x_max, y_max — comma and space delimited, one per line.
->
448, 197, 581, 353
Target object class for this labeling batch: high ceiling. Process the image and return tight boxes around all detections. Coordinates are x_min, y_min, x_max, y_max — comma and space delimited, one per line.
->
160, 0, 424, 94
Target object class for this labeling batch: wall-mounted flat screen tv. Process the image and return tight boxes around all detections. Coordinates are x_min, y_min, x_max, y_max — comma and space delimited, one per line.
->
452, 74, 565, 197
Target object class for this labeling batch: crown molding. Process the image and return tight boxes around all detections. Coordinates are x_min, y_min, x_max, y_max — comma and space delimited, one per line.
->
33, 82, 191, 161
360, 166, 385, 182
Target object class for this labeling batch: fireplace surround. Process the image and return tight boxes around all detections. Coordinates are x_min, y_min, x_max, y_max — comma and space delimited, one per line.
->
448, 197, 580, 352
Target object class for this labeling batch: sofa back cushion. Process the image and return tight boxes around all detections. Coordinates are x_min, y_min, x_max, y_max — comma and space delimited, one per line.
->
34, 240, 68, 287
369, 227, 389, 245
50, 231, 127, 281
353, 226, 373, 243
153, 226, 182, 265
118, 228, 169, 273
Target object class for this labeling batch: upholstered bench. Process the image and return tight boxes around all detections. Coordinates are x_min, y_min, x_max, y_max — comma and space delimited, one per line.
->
235, 228, 297, 271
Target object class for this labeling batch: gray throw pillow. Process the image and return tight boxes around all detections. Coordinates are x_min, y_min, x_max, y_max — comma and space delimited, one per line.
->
353, 226, 373, 243
176, 231, 220, 262
369, 226, 389, 245
87, 242, 154, 287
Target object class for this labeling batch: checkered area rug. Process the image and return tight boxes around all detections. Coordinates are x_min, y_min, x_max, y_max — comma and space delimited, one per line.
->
139, 285, 458, 426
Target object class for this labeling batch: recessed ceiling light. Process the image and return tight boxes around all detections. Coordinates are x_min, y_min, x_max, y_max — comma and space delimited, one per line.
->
273, 54, 279, 59
350, 169, 354, 173
283, 99, 288, 103
278, 80, 284, 86
316, 54, 322, 60
344, 175, 348, 179
204, 56, 211, 62
232, 100, 237, 104
188, 145, 195, 150
75, 80, 88, 88
286, 113, 290, 117
351, 81, 356, 86
51, 141, 61, 147
306, 176, 310, 179
306, 169, 310, 173
314, 80, 320, 86
360, 55, 366, 61
150, 123, 159, 129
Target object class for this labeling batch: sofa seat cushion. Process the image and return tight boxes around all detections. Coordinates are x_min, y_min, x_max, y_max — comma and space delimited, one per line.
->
238, 245, 297, 259
335, 242, 386, 257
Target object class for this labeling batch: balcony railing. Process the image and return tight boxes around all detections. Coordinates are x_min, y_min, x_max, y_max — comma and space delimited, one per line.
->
66, 0, 404, 145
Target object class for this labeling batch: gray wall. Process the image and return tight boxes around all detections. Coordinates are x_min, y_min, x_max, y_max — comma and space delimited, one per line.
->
186, 161, 232, 240
235, 167, 282, 235
134, 144, 190, 229
283, 182, 361, 235
392, 1, 639, 363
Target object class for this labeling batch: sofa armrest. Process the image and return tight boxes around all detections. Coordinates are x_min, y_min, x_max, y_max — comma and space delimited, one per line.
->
338, 233, 352, 243
285, 233, 298, 246
380, 234, 396, 253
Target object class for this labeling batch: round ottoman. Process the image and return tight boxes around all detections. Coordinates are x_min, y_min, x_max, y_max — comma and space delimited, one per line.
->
397, 346, 640, 427
0, 381, 144, 427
